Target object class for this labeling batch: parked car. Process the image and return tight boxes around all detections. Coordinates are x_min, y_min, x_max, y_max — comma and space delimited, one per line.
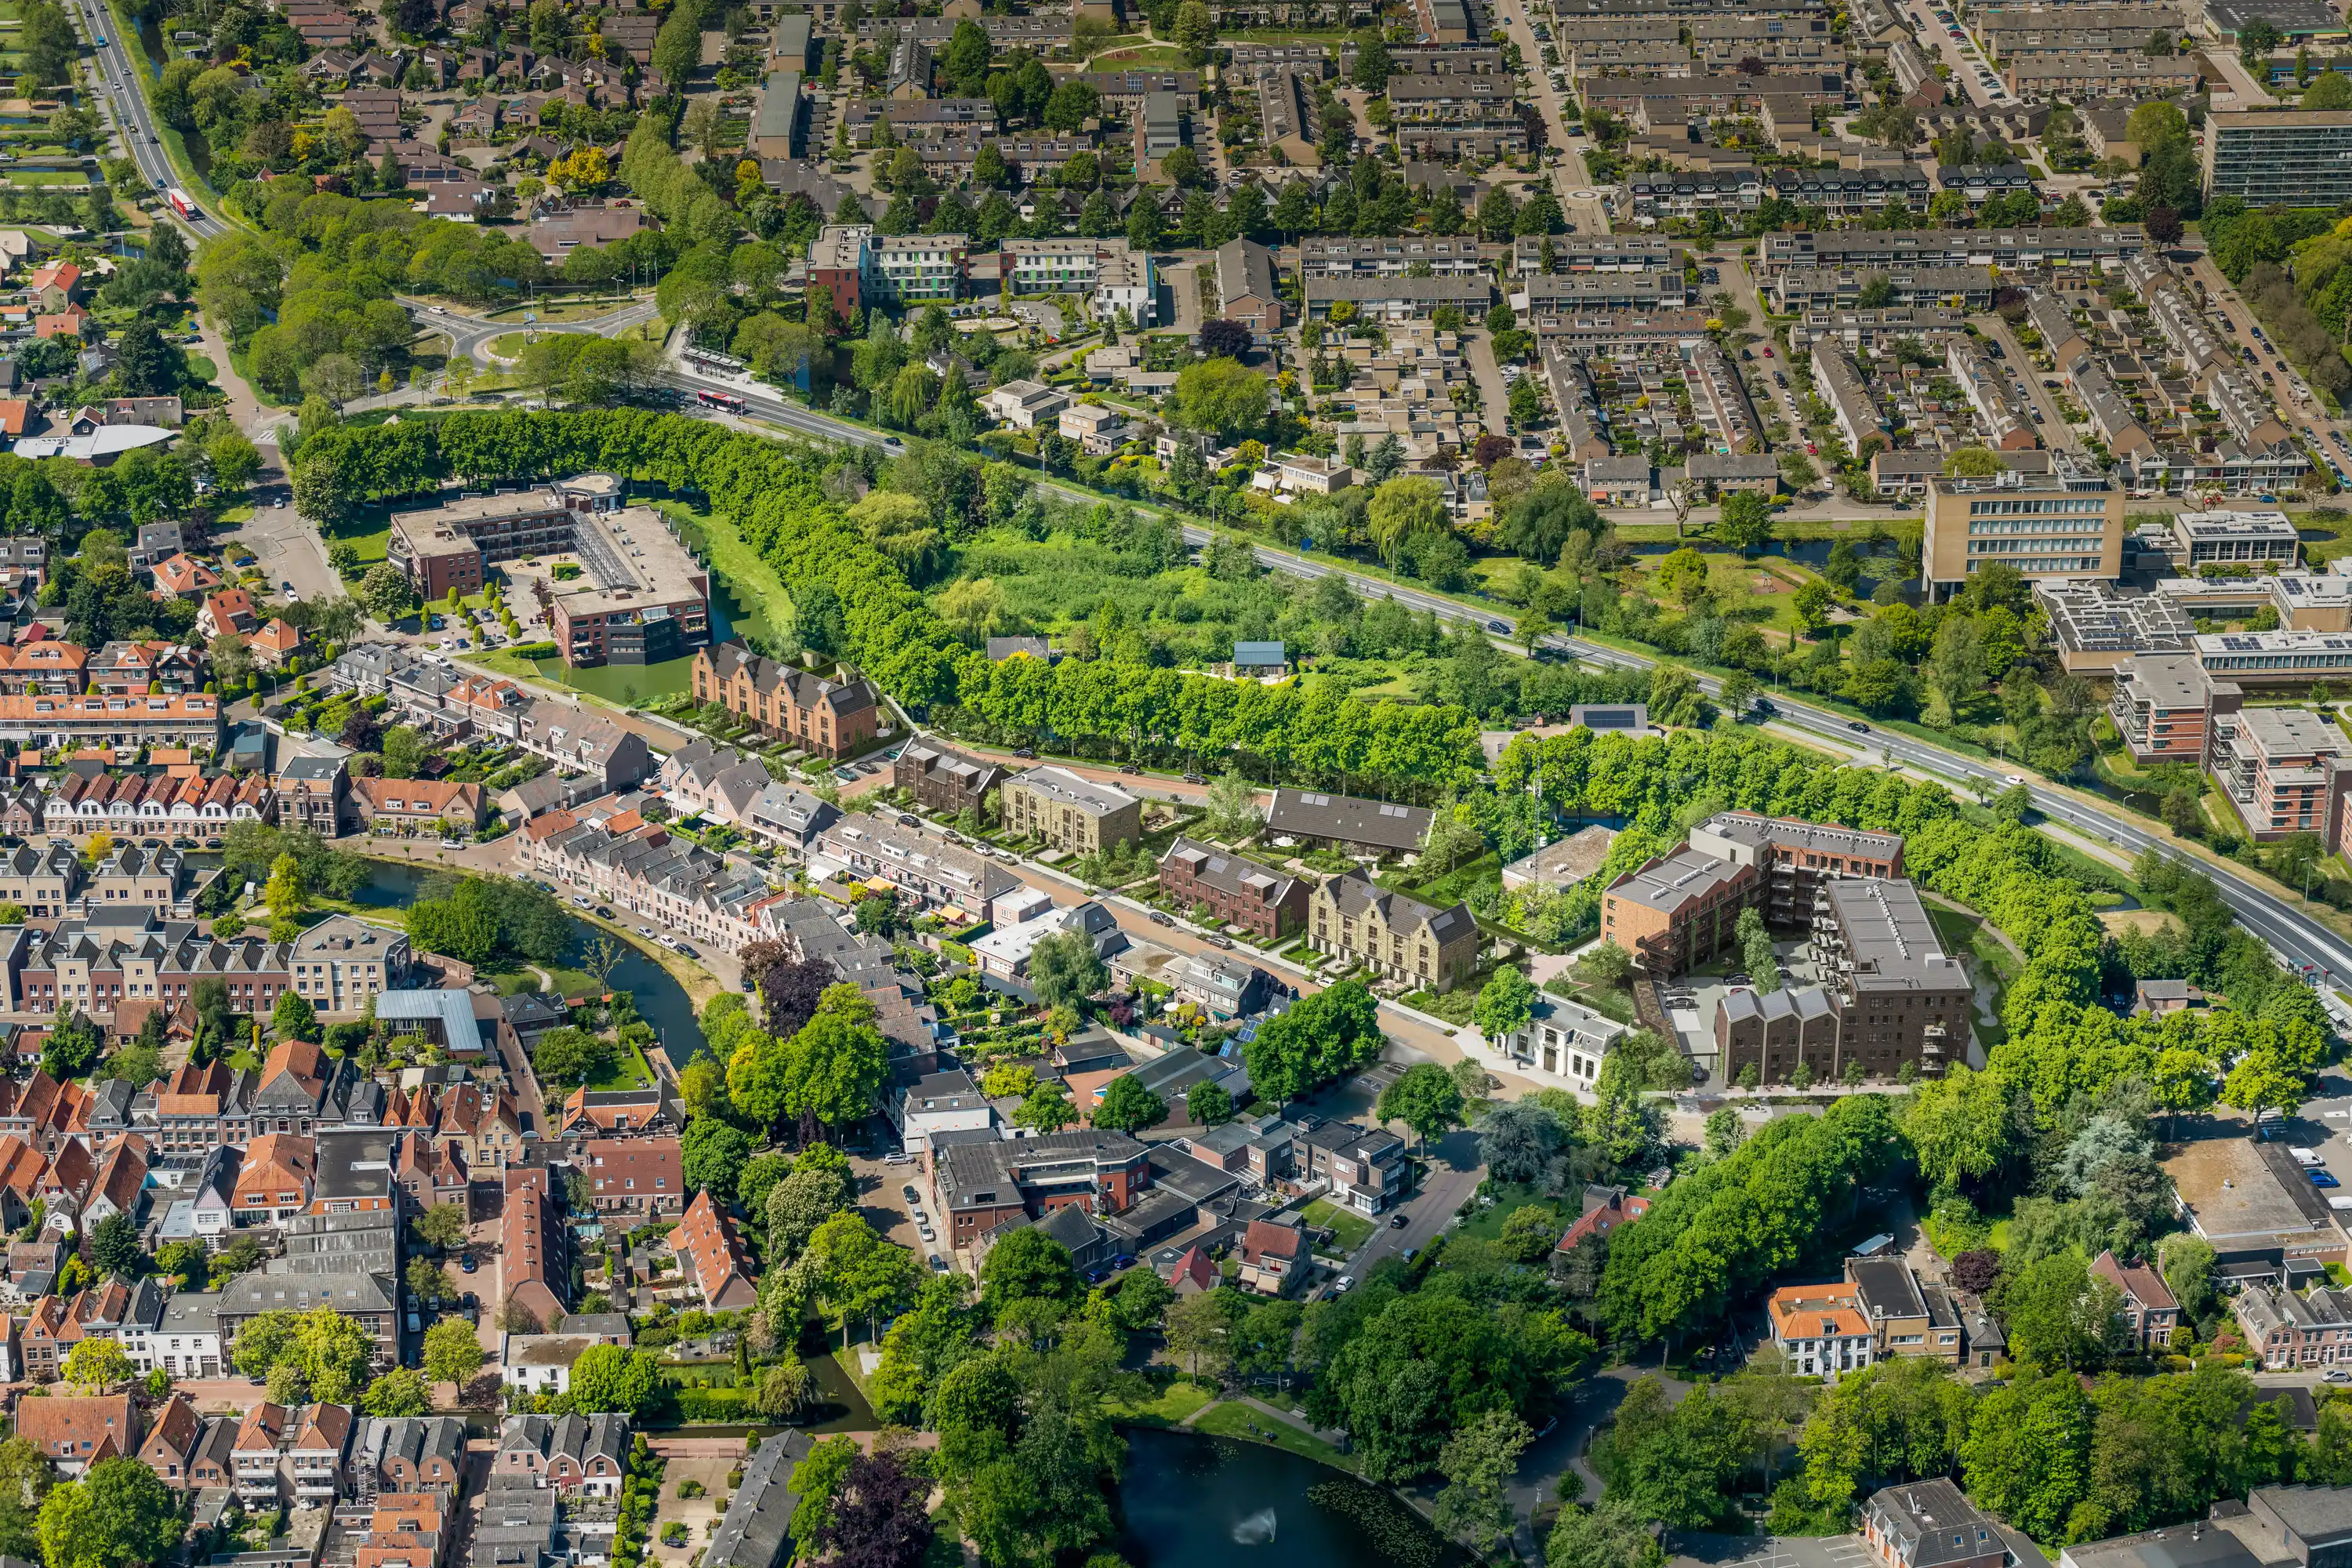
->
2315, 1169, 2342, 1189
459, 1254, 477, 1273
1149, 911, 1175, 926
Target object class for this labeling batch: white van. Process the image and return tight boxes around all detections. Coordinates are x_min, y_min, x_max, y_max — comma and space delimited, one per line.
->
2296, 1147, 2325, 1168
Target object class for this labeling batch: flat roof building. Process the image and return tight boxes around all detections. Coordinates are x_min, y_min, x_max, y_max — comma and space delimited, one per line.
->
1922, 459, 2125, 601
2036, 580, 2197, 671
2196, 630, 2352, 688
2216, 705, 2352, 850
2110, 652, 2240, 764
2204, 109, 2352, 209
2172, 509, 2301, 568
388, 477, 709, 668
1813, 878, 1969, 1080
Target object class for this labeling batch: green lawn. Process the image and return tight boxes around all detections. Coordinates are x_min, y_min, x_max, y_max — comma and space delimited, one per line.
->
322, 516, 390, 572
482, 296, 639, 323
586, 1038, 656, 1093
466, 647, 694, 706
1190, 1400, 1356, 1472
1105, 1379, 1216, 1426
4, 171, 81, 186
1452, 1182, 1560, 1246
1301, 1199, 1374, 1254
652, 498, 793, 647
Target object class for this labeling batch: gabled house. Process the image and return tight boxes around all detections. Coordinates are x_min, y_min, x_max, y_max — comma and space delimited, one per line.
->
1235, 1218, 1308, 1295
15, 1394, 137, 1476
136, 1392, 202, 1490
670, 1189, 757, 1311
2092, 1250, 2180, 1349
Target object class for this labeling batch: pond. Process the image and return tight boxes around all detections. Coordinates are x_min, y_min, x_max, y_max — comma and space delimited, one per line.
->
1114, 1428, 1464, 1568
496, 569, 745, 708
347, 858, 706, 1068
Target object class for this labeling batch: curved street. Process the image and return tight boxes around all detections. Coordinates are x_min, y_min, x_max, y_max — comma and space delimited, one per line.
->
398, 294, 663, 369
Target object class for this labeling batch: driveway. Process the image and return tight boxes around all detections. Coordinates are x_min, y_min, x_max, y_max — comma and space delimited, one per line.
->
1670, 1535, 1877, 1568
648, 1456, 735, 1568
1489, 0, 1612, 231
1974, 314, 2082, 452
235, 496, 344, 604
1896, 0, 2012, 107
1465, 330, 1512, 436
2187, 254, 2347, 464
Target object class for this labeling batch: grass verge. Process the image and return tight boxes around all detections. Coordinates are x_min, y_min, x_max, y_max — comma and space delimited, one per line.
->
1105, 1379, 1216, 1427
1189, 1400, 1356, 1472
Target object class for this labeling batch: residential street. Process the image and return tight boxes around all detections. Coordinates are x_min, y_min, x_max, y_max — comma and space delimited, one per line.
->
1975, 314, 2084, 452
1465, 330, 1513, 437
1490, 0, 1613, 232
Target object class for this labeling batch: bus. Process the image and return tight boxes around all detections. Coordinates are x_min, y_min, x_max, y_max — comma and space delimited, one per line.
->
684, 347, 745, 374
696, 390, 746, 412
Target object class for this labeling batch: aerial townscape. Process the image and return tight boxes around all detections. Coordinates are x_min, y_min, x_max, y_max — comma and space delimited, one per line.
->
18, 0, 2352, 1560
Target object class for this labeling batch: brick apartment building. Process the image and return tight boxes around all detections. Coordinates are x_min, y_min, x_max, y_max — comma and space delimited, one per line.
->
689, 641, 882, 760
1157, 836, 1307, 938
930, 1129, 1150, 1249
1687, 811, 1904, 927
892, 739, 1005, 817
2109, 652, 2241, 765
1599, 846, 1759, 973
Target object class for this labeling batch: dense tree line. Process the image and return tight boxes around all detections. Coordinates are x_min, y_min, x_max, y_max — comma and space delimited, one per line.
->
294, 410, 1487, 790
1595, 1096, 1902, 1344
401, 873, 571, 968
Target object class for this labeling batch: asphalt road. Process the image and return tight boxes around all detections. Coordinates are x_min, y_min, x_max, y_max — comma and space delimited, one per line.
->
1899, 0, 2013, 108
1976, 313, 2082, 452
401, 294, 663, 371
666, 359, 2352, 1011
71, 0, 228, 240
1492, 0, 1612, 233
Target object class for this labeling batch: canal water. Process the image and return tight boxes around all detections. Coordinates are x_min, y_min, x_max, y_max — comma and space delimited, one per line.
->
1114, 1428, 1463, 1568
349, 858, 705, 1067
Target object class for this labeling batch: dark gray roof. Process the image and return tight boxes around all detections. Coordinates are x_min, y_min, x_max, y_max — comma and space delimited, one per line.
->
1848, 1258, 1927, 1319
1319, 869, 1475, 945
1865, 1480, 2000, 1568
1265, 788, 1432, 851
703, 1432, 815, 1568
2252, 1483, 2352, 1548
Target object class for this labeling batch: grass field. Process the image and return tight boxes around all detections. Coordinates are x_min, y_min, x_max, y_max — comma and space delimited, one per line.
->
1105, 1380, 1216, 1427
653, 498, 792, 647
585, 1037, 658, 1093
486, 331, 535, 361
3, 171, 81, 186
1452, 1182, 1558, 1246
468, 646, 695, 705
322, 515, 390, 575
483, 296, 639, 324
1301, 1198, 1374, 1254
1190, 1400, 1355, 1472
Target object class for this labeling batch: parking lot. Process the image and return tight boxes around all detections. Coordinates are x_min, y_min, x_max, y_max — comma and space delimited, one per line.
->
852, 1149, 954, 1276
